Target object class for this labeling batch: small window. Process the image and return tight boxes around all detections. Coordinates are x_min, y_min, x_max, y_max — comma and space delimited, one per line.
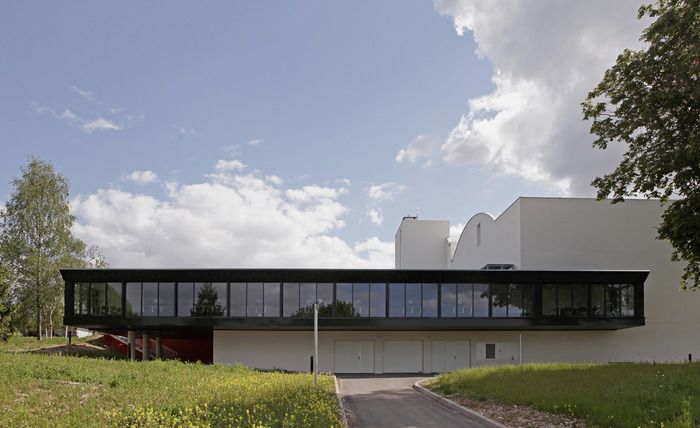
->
476, 223, 481, 246
485, 343, 496, 360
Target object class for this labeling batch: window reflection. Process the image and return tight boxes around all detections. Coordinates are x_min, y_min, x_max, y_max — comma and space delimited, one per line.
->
336, 283, 354, 317
389, 283, 405, 317
90, 283, 107, 315
229, 283, 246, 316
572, 285, 587, 317
369, 283, 386, 317
542, 284, 557, 316
457, 284, 472, 317
283, 283, 300, 317
491, 284, 508, 317
422, 283, 438, 318
353, 283, 370, 317
473, 284, 489, 317
247, 283, 263, 317
142, 283, 158, 317
441, 284, 456, 318
192, 282, 226, 316
158, 283, 175, 316
263, 283, 280, 316
106, 282, 122, 315
317, 283, 333, 317
178, 283, 194, 317
405, 283, 421, 317
75, 282, 90, 315
125, 283, 141, 316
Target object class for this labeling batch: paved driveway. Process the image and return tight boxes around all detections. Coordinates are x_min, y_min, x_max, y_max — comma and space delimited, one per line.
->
336, 375, 494, 428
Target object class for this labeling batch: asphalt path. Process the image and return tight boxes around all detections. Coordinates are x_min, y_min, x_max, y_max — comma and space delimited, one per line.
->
336, 375, 495, 428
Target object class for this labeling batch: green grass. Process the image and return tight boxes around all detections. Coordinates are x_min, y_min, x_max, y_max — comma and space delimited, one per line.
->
0, 334, 124, 359
0, 352, 341, 427
428, 362, 700, 428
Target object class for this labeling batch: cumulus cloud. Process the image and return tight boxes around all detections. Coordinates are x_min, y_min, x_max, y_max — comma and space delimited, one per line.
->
434, 0, 648, 194
367, 182, 405, 202
367, 208, 384, 225
71, 165, 393, 268
248, 139, 262, 146
80, 117, 122, 133
395, 134, 441, 164
123, 170, 159, 185
215, 159, 247, 171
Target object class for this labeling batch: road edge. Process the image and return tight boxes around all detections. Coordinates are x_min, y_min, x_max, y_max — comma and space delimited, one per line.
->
333, 375, 350, 428
412, 379, 508, 428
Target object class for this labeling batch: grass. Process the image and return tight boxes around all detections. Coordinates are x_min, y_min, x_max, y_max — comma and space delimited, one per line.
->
0, 334, 123, 359
0, 342, 341, 427
428, 362, 700, 428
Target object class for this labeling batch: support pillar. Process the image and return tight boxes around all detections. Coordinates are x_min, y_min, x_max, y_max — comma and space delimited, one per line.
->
155, 336, 162, 360
127, 330, 136, 361
142, 333, 150, 361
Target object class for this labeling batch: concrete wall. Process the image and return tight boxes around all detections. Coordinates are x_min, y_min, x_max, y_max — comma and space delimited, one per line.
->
450, 200, 522, 269
213, 330, 524, 373
395, 218, 449, 269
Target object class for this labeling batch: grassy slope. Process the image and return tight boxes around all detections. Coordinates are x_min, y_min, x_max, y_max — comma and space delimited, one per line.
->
0, 335, 124, 359
0, 350, 341, 427
429, 362, 699, 428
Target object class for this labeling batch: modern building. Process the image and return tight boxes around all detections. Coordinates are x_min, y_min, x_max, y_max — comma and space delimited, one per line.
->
61, 197, 700, 373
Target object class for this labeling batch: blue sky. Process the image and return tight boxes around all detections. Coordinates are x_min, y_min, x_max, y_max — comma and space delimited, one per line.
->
0, 1, 647, 267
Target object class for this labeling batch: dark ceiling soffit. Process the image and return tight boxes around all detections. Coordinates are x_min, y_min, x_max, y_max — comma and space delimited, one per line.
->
59, 268, 650, 284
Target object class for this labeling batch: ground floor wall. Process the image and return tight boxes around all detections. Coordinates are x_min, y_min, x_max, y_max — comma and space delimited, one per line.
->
213, 323, 700, 373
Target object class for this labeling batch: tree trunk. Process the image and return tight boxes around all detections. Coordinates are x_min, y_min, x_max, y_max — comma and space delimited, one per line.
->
36, 298, 41, 341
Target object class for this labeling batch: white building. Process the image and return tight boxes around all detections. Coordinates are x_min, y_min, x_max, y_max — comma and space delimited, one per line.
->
62, 197, 700, 372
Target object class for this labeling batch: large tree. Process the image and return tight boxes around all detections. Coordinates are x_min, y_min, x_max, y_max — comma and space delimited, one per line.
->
0, 260, 14, 340
0, 158, 86, 338
582, 0, 700, 289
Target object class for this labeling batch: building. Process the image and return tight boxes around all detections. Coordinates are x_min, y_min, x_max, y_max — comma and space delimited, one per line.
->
61, 197, 700, 373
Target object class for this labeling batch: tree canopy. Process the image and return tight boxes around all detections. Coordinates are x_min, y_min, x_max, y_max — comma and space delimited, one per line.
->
582, 0, 700, 289
0, 158, 87, 337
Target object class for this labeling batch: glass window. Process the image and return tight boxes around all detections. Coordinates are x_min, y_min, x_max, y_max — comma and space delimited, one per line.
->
572, 285, 588, 317
106, 282, 122, 315
142, 283, 158, 316
369, 283, 386, 317
317, 283, 333, 317
522, 285, 534, 317
90, 283, 106, 315
125, 283, 141, 316
192, 282, 226, 316
457, 284, 473, 317
590, 284, 605, 316
76, 282, 90, 315
621, 284, 635, 317
542, 284, 557, 316
557, 284, 573, 317
405, 283, 421, 317
353, 283, 370, 317
158, 283, 175, 316
283, 283, 300, 317
389, 283, 405, 317
491, 284, 508, 317
336, 283, 354, 317
247, 283, 263, 317
264, 283, 280, 316
422, 283, 438, 318
298, 283, 316, 317
485, 343, 496, 359
441, 284, 457, 318
229, 283, 246, 316
508, 284, 523, 318
606, 284, 621, 317
178, 282, 194, 317
473, 284, 489, 317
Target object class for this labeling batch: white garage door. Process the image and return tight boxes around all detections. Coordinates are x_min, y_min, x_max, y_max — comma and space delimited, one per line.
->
432, 340, 470, 373
383, 341, 423, 373
334, 341, 374, 373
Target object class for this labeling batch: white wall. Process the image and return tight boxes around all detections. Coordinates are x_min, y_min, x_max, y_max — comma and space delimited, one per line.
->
450, 200, 522, 269
395, 218, 449, 269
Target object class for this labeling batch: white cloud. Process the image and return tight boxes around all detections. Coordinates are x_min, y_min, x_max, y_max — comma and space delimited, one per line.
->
395, 134, 441, 164
367, 208, 384, 225
80, 117, 122, 134
265, 175, 284, 186
123, 170, 159, 185
70, 165, 394, 268
336, 178, 352, 186
215, 159, 247, 171
434, 0, 648, 194
448, 222, 464, 244
368, 182, 405, 202
248, 139, 262, 146
174, 126, 198, 138
71, 85, 94, 102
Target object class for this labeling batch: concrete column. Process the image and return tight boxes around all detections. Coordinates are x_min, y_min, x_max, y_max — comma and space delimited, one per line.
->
142, 333, 150, 361
127, 330, 137, 361
155, 336, 162, 360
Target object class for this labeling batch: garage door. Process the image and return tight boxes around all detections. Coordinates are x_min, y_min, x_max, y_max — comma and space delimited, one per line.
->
432, 340, 469, 373
383, 341, 423, 373
334, 341, 374, 373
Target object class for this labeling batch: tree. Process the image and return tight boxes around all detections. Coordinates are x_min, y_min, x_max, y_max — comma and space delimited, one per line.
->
192, 283, 224, 316
0, 158, 86, 338
0, 261, 14, 340
582, 0, 700, 289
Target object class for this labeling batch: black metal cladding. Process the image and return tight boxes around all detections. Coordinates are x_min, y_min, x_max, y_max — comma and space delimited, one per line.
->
62, 268, 647, 333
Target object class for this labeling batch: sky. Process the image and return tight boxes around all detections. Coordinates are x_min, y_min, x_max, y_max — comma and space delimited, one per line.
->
0, 1, 648, 268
